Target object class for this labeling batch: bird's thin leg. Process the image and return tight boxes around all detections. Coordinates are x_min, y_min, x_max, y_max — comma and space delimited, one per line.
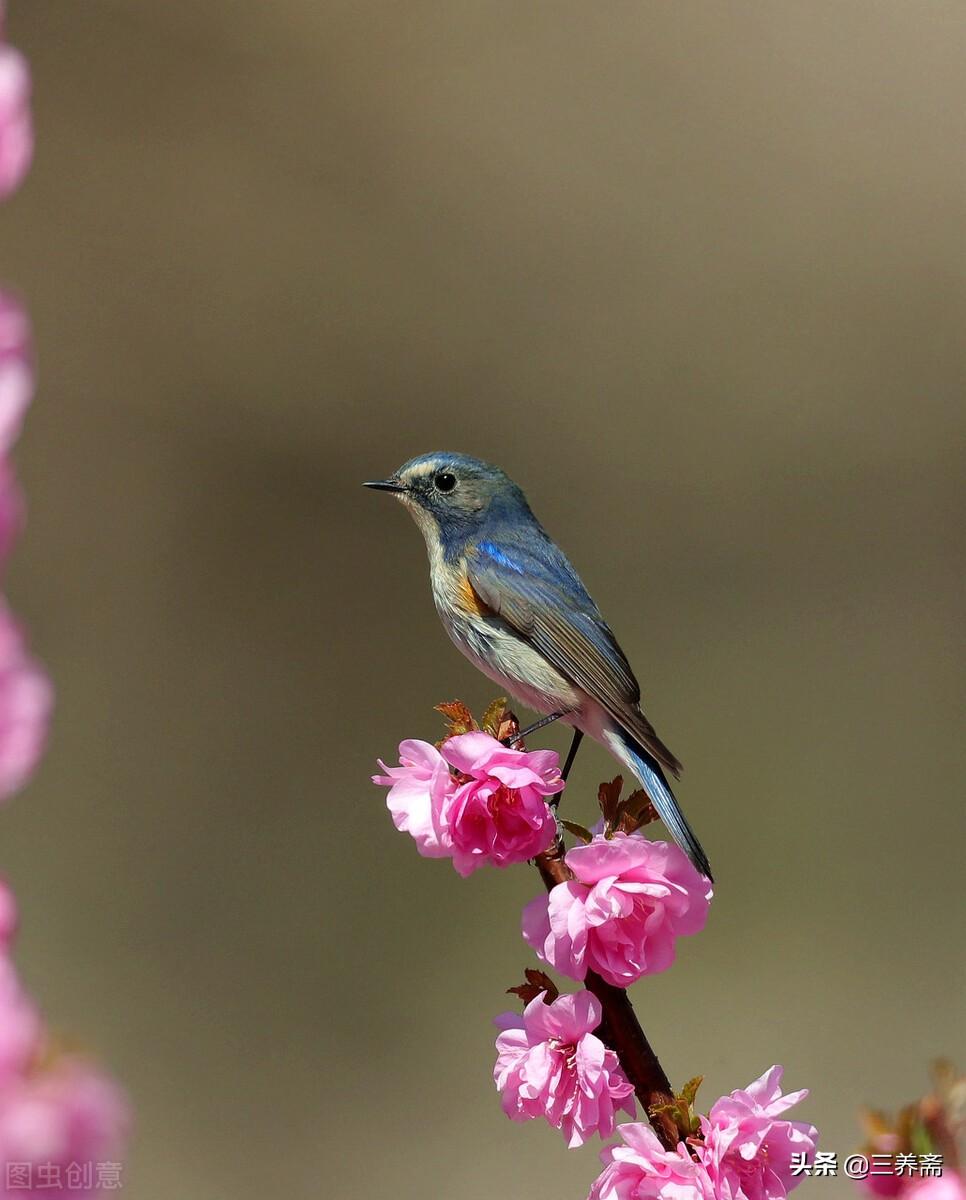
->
548, 728, 583, 811
507, 710, 566, 746
560, 729, 584, 783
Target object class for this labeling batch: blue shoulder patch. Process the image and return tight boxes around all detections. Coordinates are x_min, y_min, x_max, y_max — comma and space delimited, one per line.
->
477, 540, 526, 574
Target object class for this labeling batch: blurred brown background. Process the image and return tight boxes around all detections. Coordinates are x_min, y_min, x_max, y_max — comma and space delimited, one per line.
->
1, 2, 963, 1197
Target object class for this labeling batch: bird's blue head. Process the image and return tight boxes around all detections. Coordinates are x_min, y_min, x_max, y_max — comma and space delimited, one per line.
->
363, 452, 534, 555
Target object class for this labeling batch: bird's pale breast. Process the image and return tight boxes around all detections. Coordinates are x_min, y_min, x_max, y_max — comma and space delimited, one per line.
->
431, 555, 581, 717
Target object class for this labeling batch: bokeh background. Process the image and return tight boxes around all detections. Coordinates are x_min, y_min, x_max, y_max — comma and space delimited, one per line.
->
1, 2, 964, 1197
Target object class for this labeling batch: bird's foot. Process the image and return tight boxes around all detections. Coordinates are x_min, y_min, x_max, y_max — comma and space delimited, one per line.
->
502, 710, 567, 747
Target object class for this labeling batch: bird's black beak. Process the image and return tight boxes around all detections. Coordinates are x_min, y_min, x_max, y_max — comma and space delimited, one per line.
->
362, 479, 407, 493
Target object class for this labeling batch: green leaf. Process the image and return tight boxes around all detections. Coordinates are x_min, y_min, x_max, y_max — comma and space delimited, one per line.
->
561, 820, 594, 845
481, 697, 508, 737
650, 1077, 705, 1140
648, 1097, 688, 1127
909, 1119, 935, 1157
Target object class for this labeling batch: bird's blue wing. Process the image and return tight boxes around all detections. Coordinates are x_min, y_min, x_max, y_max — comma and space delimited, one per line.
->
466, 536, 682, 775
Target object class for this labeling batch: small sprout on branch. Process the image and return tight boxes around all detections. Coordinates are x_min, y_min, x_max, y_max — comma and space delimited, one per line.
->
480, 697, 509, 737
597, 774, 660, 837
649, 1074, 704, 1141
617, 789, 659, 834
434, 700, 478, 737
597, 776, 624, 834
494, 708, 521, 745
507, 968, 559, 1006
561, 819, 594, 845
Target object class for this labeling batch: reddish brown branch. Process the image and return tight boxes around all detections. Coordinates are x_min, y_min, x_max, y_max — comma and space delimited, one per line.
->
533, 834, 681, 1151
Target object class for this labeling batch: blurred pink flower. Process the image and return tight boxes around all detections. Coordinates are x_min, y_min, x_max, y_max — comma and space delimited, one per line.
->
0, 878, 17, 950
373, 731, 560, 875
0, 292, 32, 455
494, 988, 634, 1147
0, 462, 23, 569
0, 31, 31, 201
859, 1152, 905, 1199
589, 1120, 715, 1200
522, 832, 712, 987
0, 603, 52, 802
441, 731, 560, 876
0, 1057, 130, 1197
697, 1065, 818, 1200
0, 956, 40, 1084
905, 1177, 966, 1200
0, 890, 129, 1195
373, 739, 454, 858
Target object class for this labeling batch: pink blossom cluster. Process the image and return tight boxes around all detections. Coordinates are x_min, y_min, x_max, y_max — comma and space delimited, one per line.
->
0, 289, 32, 459
0, 295, 50, 805
0, 19, 130, 1192
374, 722, 817, 1185
697, 1066, 819, 1200
858, 1133, 965, 1200
0, 11, 48, 804
0, 882, 130, 1196
0, 1, 32, 200
590, 1066, 818, 1200
522, 832, 712, 987
373, 732, 561, 875
900, 1180, 966, 1200
494, 988, 635, 1148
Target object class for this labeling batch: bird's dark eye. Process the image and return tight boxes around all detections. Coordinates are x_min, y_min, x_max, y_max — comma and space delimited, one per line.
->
434, 472, 457, 493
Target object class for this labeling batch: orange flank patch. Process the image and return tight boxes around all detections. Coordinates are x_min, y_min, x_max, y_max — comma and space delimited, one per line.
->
458, 572, 492, 617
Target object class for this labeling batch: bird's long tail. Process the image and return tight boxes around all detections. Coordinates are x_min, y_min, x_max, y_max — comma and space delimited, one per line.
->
603, 728, 713, 882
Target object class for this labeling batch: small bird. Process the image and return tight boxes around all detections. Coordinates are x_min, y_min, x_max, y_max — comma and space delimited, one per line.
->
365, 453, 712, 880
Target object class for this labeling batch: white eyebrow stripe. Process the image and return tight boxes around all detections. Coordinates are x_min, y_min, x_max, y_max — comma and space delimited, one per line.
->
406, 460, 442, 479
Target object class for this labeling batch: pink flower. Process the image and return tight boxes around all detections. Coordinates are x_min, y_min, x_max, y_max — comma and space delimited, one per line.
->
0, 883, 129, 1194
0, 1057, 130, 1196
0, 603, 53, 802
0, 462, 23, 569
373, 731, 561, 875
0, 890, 41, 1088
905, 1177, 966, 1200
373, 739, 454, 858
522, 833, 712, 987
858, 1152, 905, 1198
0, 879, 17, 951
0, 34, 31, 201
589, 1121, 715, 1200
697, 1066, 818, 1200
494, 989, 635, 1147
854, 1128, 908, 1198
0, 292, 32, 455
0, 956, 40, 1085
440, 732, 560, 876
